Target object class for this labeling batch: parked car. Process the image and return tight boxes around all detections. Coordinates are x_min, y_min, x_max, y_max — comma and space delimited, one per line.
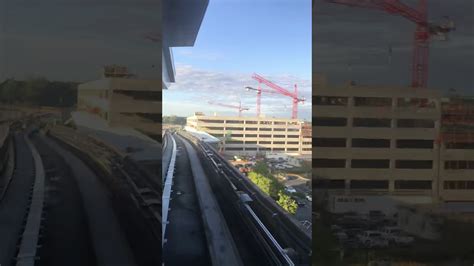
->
357, 231, 389, 248
298, 200, 306, 207
380, 227, 414, 245
284, 186, 297, 193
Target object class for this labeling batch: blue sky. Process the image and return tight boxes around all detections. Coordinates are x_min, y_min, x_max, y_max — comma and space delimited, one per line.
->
163, 0, 312, 120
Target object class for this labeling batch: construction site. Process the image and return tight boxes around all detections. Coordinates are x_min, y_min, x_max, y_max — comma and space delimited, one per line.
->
313, 0, 474, 264
184, 72, 312, 160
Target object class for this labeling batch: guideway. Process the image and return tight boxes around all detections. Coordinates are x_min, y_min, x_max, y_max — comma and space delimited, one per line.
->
0, 133, 35, 265
178, 135, 243, 266
39, 135, 136, 265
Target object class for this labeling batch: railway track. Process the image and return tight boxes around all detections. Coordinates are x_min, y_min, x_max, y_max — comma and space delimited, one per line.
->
0, 132, 36, 266
165, 132, 283, 265
47, 126, 161, 265
30, 133, 97, 266
163, 133, 212, 265
3, 124, 163, 266
180, 131, 312, 265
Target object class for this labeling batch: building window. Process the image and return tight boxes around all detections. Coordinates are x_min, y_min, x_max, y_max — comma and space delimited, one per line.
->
350, 180, 389, 189
114, 90, 161, 101
302, 148, 312, 151
397, 119, 435, 128
230, 134, 243, 137
260, 121, 272, 125
287, 141, 299, 145
274, 121, 286, 125
245, 120, 258, 124
287, 128, 300, 132
445, 142, 474, 149
226, 127, 243, 131
226, 120, 242, 124
259, 141, 271, 144
313, 179, 345, 189
245, 147, 258, 151
444, 161, 474, 170
313, 138, 346, 147
273, 141, 285, 144
225, 147, 244, 151
226, 140, 243, 144
274, 135, 285, 138
352, 138, 390, 148
259, 128, 272, 131
313, 96, 348, 106
354, 97, 392, 107
396, 160, 433, 169
246, 127, 258, 131
245, 134, 257, 137
245, 141, 257, 144
313, 159, 346, 168
274, 128, 286, 131
396, 139, 434, 149
287, 148, 299, 152
259, 134, 271, 138
314, 117, 347, 127
397, 98, 435, 108
273, 148, 285, 152
287, 135, 299, 138
395, 180, 432, 190
444, 181, 474, 190
353, 118, 391, 128
328, 180, 345, 189
207, 127, 224, 130
351, 159, 390, 169
201, 119, 224, 123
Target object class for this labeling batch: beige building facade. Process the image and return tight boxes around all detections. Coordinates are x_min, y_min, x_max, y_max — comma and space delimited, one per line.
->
313, 82, 474, 203
186, 113, 312, 158
77, 76, 161, 135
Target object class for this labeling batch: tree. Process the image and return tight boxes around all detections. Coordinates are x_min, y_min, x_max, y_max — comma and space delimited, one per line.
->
248, 172, 272, 196
277, 191, 298, 215
163, 115, 186, 125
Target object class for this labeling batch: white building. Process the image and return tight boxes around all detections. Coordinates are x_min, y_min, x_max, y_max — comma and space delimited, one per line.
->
186, 113, 312, 158
313, 81, 474, 210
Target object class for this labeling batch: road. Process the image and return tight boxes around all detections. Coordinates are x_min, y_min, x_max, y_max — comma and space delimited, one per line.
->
284, 175, 312, 227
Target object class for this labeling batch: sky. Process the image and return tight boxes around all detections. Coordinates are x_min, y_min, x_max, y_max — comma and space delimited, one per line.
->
314, 0, 474, 94
163, 0, 312, 120
0, 0, 160, 82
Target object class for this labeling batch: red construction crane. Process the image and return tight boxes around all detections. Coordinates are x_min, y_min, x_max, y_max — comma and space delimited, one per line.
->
246, 73, 305, 119
208, 101, 249, 117
324, 0, 455, 88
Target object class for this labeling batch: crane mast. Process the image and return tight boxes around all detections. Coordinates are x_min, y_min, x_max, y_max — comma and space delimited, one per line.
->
250, 73, 305, 119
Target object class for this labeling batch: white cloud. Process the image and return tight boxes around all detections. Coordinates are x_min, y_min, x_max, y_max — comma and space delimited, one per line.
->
166, 64, 312, 119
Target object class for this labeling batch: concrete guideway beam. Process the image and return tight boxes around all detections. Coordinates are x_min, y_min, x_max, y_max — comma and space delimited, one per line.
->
178, 134, 243, 266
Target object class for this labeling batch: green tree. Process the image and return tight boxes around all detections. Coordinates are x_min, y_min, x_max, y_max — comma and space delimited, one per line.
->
277, 191, 298, 215
163, 115, 186, 125
248, 172, 272, 196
